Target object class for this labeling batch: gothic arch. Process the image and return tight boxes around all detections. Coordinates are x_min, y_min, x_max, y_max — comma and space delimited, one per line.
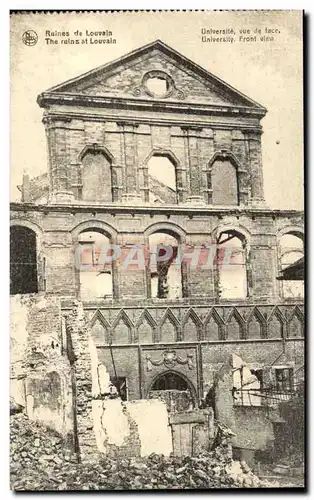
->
182, 308, 203, 341
247, 307, 266, 339
267, 306, 286, 339
136, 309, 157, 343
136, 309, 158, 329
292, 305, 304, 321
288, 307, 304, 338
112, 309, 134, 344
159, 308, 181, 342
160, 308, 180, 329
112, 309, 134, 330
89, 309, 111, 330
226, 308, 246, 340
89, 310, 110, 345
204, 308, 225, 340
268, 305, 285, 323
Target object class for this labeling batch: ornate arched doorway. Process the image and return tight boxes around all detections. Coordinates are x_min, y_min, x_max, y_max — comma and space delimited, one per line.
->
147, 370, 196, 412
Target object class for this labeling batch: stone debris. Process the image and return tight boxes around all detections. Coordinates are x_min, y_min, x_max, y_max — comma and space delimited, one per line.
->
11, 412, 266, 491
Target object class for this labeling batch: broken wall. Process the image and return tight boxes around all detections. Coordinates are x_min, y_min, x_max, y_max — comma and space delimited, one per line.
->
10, 294, 63, 404
93, 399, 173, 458
10, 294, 75, 444
66, 302, 175, 460
214, 355, 275, 453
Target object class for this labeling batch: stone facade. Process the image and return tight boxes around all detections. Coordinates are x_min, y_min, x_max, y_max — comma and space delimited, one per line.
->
10, 40, 304, 460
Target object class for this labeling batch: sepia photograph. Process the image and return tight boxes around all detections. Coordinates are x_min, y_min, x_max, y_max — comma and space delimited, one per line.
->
10, 10, 304, 491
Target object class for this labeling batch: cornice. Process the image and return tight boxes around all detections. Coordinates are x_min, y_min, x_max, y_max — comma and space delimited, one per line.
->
37, 92, 266, 119
41, 111, 263, 134
10, 201, 304, 219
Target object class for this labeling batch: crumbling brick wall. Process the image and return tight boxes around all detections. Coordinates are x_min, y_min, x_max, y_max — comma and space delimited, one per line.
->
64, 301, 100, 462
10, 294, 75, 447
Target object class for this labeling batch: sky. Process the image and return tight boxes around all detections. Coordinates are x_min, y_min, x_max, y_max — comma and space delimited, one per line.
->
10, 10, 303, 209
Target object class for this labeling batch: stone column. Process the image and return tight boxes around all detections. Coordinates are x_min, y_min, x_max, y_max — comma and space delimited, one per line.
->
182, 127, 206, 205
246, 130, 266, 206
43, 114, 75, 204
118, 121, 142, 204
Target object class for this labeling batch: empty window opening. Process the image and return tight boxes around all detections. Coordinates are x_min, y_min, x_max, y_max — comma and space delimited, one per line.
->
78, 231, 113, 300
275, 368, 293, 393
110, 377, 128, 401
148, 156, 177, 204
146, 77, 168, 96
216, 232, 247, 299
81, 150, 113, 202
149, 232, 182, 299
211, 159, 239, 206
10, 226, 38, 295
279, 234, 304, 298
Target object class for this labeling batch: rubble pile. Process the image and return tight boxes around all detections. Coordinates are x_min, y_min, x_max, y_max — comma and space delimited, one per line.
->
10, 413, 76, 491
11, 413, 263, 491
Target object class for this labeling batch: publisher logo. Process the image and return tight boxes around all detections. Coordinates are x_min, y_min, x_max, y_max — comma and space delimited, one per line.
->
22, 30, 38, 46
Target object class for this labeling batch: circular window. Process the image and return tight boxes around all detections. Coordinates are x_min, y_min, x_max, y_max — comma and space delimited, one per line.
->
142, 71, 174, 98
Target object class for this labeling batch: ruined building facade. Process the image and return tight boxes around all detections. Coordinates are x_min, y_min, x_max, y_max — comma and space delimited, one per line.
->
10, 41, 304, 459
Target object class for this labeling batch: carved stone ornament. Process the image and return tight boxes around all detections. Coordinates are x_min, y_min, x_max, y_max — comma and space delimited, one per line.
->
146, 349, 194, 371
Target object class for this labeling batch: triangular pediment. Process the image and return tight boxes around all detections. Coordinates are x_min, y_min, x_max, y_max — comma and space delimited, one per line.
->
39, 40, 265, 110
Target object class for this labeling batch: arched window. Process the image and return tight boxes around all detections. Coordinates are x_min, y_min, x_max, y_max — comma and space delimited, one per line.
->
147, 155, 177, 204
148, 371, 196, 411
80, 148, 113, 202
210, 156, 239, 205
10, 225, 38, 294
216, 231, 248, 299
279, 233, 304, 299
78, 230, 113, 300
149, 231, 182, 299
